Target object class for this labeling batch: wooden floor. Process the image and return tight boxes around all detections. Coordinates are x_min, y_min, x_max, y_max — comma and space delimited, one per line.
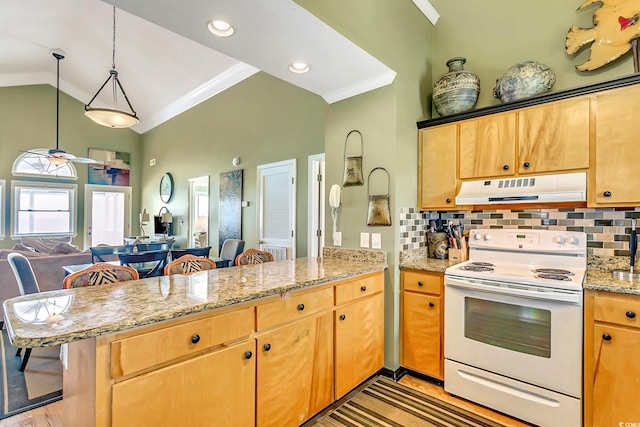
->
0, 375, 532, 427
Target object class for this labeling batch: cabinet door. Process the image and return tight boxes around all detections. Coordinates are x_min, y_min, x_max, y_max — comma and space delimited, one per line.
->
335, 293, 384, 399
402, 291, 442, 379
592, 324, 640, 426
256, 312, 333, 427
111, 340, 255, 427
459, 112, 516, 179
518, 98, 590, 174
418, 125, 458, 210
593, 86, 640, 205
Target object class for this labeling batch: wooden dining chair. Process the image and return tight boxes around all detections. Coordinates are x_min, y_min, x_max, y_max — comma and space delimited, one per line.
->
235, 249, 274, 266
170, 246, 211, 260
164, 254, 217, 275
90, 245, 134, 263
118, 250, 169, 278
63, 263, 139, 289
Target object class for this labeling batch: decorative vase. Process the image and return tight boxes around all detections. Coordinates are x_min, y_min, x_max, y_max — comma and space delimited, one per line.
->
493, 61, 556, 103
432, 57, 480, 117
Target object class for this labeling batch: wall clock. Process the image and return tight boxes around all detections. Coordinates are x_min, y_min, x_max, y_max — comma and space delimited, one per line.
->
159, 173, 174, 203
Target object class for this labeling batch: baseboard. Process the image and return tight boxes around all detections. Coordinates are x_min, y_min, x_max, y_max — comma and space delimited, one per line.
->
379, 366, 444, 386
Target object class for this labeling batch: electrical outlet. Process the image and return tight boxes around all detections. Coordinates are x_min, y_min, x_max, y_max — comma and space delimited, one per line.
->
371, 233, 381, 249
333, 232, 342, 246
149, 158, 156, 166
360, 232, 370, 248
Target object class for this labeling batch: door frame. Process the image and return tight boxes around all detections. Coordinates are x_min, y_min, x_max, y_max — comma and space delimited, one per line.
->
307, 154, 325, 258
83, 184, 132, 249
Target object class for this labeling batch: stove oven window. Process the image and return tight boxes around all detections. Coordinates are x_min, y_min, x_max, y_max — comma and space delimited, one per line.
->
464, 297, 551, 358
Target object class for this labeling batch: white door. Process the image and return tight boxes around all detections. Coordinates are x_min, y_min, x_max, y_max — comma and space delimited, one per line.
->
307, 154, 325, 257
189, 176, 210, 248
84, 185, 132, 248
257, 159, 296, 260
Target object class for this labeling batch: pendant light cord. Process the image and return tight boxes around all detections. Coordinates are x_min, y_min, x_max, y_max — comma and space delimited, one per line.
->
112, 6, 116, 71
54, 53, 62, 150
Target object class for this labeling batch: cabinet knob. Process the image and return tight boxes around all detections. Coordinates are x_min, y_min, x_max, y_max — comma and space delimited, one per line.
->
191, 334, 200, 344
339, 314, 346, 321
502, 164, 509, 171
603, 191, 612, 198
263, 343, 271, 351
429, 302, 435, 308
602, 333, 612, 342
523, 162, 531, 168
297, 303, 305, 311
626, 310, 636, 319
361, 285, 367, 292
417, 281, 423, 287
244, 351, 253, 360
445, 198, 451, 204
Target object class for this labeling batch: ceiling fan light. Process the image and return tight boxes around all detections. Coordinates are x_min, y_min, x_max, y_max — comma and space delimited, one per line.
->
208, 19, 234, 37
84, 108, 140, 128
48, 156, 67, 166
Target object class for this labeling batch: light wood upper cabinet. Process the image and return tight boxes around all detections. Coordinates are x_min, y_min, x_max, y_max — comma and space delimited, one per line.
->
459, 112, 516, 179
518, 98, 590, 174
592, 85, 640, 205
418, 125, 458, 210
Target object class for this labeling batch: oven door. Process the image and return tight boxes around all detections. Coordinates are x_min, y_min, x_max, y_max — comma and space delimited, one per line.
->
444, 275, 582, 397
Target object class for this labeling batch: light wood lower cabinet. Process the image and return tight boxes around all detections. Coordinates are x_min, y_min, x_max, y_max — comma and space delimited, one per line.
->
256, 312, 334, 427
584, 290, 640, 426
401, 270, 443, 380
111, 340, 256, 427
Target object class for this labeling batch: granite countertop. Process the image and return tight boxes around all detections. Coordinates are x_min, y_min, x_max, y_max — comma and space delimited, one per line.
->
3, 257, 385, 348
583, 269, 640, 295
399, 257, 455, 273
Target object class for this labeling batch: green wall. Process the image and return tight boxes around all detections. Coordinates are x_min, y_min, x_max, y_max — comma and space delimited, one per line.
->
0, 84, 142, 249
139, 72, 326, 255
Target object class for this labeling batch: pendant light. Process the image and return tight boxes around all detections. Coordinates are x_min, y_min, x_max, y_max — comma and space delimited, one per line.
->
84, 6, 139, 128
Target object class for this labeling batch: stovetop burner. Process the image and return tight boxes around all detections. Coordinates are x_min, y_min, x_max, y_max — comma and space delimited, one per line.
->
533, 268, 574, 276
460, 262, 495, 272
535, 273, 572, 281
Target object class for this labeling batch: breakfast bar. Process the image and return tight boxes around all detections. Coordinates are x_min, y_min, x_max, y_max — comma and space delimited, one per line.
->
3, 256, 386, 427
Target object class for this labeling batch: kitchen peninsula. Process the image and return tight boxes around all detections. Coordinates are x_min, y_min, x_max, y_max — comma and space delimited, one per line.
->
3, 255, 386, 427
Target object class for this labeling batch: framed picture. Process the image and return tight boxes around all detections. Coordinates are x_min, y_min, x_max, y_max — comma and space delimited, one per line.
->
88, 149, 130, 186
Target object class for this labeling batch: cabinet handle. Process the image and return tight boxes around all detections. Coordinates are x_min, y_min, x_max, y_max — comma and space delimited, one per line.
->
361, 285, 367, 292
603, 191, 612, 198
602, 333, 612, 342
297, 303, 305, 311
417, 281, 423, 287
445, 198, 451, 203
191, 334, 200, 344
263, 343, 271, 351
502, 164, 509, 171
626, 310, 636, 319
429, 302, 435, 308
339, 314, 346, 321
244, 351, 253, 359
523, 162, 530, 168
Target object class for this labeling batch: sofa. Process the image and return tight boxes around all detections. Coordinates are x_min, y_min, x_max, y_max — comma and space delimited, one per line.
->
0, 237, 92, 321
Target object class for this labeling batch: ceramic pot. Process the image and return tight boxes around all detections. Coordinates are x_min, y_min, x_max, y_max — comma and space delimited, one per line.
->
432, 57, 480, 117
493, 61, 556, 103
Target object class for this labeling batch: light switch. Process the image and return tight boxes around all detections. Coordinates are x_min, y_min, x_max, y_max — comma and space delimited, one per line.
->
371, 233, 381, 249
333, 232, 342, 246
360, 232, 370, 248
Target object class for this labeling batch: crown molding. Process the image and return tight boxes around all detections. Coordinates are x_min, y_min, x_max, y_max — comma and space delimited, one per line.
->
323, 70, 397, 104
412, 0, 439, 25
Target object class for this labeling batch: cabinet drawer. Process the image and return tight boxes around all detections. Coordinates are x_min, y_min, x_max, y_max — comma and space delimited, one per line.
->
335, 273, 383, 305
593, 295, 640, 327
401, 270, 442, 295
256, 287, 333, 331
111, 307, 254, 378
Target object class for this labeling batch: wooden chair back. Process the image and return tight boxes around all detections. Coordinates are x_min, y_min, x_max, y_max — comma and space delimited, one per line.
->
164, 254, 217, 275
170, 246, 211, 260
63, 263, 139, 289
90, 245, 134, 263
235, 249, 274, 266
118, 250, 169, 278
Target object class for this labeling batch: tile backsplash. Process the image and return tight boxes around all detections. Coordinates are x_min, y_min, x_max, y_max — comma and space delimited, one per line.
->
399, 207, 640, 257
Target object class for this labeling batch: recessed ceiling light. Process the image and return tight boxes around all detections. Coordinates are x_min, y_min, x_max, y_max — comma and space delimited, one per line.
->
289, 62, 310, 74
208, 19, 234, 37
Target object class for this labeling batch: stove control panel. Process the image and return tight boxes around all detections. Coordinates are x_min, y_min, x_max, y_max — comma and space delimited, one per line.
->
468, 229, 586, 254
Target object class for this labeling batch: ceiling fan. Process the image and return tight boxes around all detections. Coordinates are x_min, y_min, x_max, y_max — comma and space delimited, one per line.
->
22, 51, 98, 168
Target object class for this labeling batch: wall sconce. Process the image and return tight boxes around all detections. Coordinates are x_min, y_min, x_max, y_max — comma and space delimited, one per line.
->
158, 206, 173, 237
194, 215, 208, 247
139, 208, 149, 237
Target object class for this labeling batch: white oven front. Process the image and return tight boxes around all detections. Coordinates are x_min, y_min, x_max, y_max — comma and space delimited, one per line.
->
444, 275, 583, 426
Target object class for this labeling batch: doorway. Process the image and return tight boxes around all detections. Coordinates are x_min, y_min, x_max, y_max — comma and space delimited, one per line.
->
307, 154, 325, 257
189, 176, 209, 248
84, 185, 132, 248
257, 159, 296, 260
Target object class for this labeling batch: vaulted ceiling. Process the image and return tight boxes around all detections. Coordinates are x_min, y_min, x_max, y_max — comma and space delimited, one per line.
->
0, 0, 436, 133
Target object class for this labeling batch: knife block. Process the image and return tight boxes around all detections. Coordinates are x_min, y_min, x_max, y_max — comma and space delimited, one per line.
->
448, 237, 468, 264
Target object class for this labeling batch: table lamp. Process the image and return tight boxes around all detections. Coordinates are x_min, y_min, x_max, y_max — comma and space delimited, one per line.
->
139, 209, 149, 237
158, 206, 173, 237
194, 215, 208, 247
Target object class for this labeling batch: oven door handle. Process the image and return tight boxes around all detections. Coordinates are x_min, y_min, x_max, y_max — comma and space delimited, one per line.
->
445, 277, 582, 304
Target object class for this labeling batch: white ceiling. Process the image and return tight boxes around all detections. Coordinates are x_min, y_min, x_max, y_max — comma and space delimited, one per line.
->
0, 0, 441, 134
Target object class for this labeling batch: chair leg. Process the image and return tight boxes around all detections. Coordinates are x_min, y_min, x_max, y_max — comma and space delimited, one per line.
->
18, 348, 32, 372
15, 347, 22, 356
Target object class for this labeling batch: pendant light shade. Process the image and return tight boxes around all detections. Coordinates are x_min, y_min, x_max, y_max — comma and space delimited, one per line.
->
85, 6, 139, 128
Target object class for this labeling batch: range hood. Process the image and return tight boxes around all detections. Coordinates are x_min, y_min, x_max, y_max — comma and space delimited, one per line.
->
455, 172, 587, 205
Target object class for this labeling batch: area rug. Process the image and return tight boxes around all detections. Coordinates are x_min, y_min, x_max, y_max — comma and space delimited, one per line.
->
0, 329, 62, 419
313, 376, 505, 427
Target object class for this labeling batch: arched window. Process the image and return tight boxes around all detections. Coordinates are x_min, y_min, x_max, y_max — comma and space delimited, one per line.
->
12, 149, 78, 179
